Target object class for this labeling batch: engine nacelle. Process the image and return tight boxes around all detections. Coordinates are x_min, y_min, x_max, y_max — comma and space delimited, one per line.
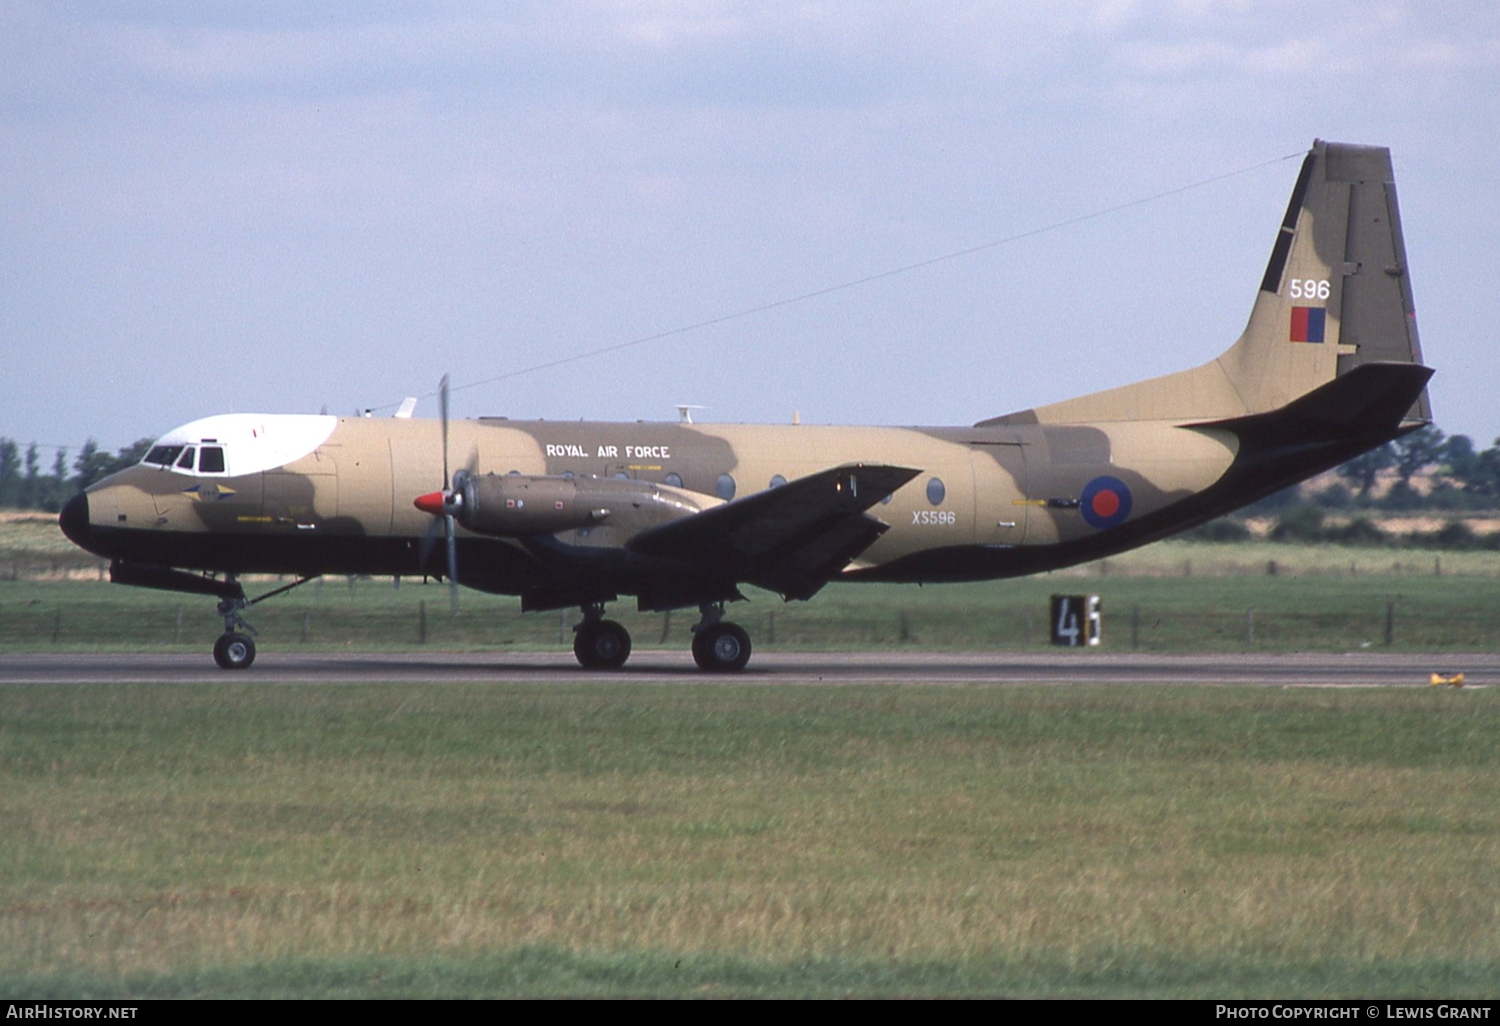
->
454, 472, 707, 537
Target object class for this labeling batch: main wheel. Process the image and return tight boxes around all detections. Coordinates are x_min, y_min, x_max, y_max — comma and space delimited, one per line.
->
691, 622, 751, 673
213, 632, 256, 670
573, 620, 631, 669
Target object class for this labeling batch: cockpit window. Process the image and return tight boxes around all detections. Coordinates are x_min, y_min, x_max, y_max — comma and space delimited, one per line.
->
198, 447, 226, 474
176, 447, 197, 471
143, 445, 184, 467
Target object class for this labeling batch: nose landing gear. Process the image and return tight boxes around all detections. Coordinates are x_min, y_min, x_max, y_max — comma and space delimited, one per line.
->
106, 562, 321, 670
211, 585, 258, 669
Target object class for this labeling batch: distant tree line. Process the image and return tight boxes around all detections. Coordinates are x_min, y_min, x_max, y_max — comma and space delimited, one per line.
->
1287, 425, 1500, 512
0, 437, 153, 512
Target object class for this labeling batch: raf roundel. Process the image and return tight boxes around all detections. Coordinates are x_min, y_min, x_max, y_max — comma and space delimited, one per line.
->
1079, 476, 1133, 530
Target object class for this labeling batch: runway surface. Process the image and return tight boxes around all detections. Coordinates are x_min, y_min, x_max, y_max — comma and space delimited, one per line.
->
1, 650, 1494, 686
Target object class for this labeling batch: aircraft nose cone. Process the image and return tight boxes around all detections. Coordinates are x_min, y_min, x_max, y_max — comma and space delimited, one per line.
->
59, 491, 90, 546
413, 491, 445, 516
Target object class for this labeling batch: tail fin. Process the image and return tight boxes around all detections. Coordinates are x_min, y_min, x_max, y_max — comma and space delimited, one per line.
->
980, 140, 1431, 427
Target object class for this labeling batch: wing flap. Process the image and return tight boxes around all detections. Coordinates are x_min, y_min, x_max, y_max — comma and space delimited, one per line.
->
626, 463, 920, 598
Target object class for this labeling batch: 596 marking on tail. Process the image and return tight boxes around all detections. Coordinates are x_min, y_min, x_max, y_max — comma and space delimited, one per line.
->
1288, 279, 1330, 300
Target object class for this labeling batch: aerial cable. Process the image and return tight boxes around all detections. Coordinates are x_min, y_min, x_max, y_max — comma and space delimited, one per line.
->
368, 149, 1304, 413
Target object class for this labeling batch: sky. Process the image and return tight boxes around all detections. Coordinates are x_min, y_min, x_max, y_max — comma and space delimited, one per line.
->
3, 1, 1499, 459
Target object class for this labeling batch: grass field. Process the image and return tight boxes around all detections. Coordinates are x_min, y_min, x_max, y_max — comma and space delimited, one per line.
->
6, 517, 1500, 996
1, 682, 1497, 997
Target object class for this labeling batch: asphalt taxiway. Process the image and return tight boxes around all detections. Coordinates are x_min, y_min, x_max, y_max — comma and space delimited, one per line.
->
0, 651, 1494, 686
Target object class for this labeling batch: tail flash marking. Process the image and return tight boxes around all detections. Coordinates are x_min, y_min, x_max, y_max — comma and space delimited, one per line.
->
1289, 307, 1326, 343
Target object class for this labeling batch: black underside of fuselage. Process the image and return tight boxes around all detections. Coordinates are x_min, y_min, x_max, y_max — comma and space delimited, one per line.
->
61, 508, 740, 613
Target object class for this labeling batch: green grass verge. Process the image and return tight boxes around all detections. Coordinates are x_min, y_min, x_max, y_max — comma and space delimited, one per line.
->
3, 683, 1497, 997
5, 547, 1500, 653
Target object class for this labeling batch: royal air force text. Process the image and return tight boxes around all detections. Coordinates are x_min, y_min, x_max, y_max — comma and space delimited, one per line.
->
545, 444, 670, 460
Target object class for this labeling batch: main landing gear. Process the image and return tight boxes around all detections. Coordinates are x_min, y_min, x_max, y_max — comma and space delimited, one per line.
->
570, 602, 752, 673
573, 605, 632, 669
690, 603, 752, 673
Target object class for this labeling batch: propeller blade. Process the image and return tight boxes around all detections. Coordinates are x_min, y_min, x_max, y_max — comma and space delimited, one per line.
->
418, 516, 442, 573
439, 373, 450, 491
445, 513, 459, 614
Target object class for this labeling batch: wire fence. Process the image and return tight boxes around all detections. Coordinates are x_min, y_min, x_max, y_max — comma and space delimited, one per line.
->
4, 592, 1498, 653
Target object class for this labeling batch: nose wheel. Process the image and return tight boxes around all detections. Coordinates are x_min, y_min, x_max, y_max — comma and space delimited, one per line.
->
213, 632, 257, 670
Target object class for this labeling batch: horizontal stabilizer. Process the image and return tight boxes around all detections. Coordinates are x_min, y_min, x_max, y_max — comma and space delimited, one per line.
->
1188, 361, 1432, 447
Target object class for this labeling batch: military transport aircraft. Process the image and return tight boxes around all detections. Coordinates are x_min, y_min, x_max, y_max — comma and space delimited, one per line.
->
59, 140, 1432, 672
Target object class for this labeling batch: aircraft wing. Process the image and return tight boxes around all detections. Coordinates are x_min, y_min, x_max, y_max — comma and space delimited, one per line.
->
626, 463, 921, 600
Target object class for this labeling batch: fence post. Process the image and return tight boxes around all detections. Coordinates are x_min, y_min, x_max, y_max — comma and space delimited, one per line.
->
1131, 604, 1140, 651
174, 605, 183, 644
660, 610, 672, 644
1384, 601, 1394, 647
419, 600, 427, 645
1245, 609, 1254, 648
898, 610, 911, 643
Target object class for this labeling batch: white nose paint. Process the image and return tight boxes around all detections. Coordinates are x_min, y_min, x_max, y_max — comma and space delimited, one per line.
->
145, 414, 338, 476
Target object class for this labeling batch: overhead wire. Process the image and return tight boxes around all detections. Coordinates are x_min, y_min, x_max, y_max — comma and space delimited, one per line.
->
366, 149, 1304, 413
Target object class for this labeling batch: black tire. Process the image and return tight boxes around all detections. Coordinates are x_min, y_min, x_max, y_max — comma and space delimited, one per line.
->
573, 620, 631, 669
691, 622, 751, 673
213, 632, 256, 670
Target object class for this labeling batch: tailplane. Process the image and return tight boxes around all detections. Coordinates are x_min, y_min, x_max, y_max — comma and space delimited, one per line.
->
981, 140, 1431, 427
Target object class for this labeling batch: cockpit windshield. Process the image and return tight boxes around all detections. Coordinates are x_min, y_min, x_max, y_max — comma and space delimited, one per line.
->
142, 445, 185, 467
140, 442, 229, 475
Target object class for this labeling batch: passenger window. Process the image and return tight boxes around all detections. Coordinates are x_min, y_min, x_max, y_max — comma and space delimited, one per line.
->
199, 447, 226, 474
176, 447, 196, 471
715, 473, 736, 500
926, 477, 946, 505
664, 472, 683, 488
769, 475, 787, 489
